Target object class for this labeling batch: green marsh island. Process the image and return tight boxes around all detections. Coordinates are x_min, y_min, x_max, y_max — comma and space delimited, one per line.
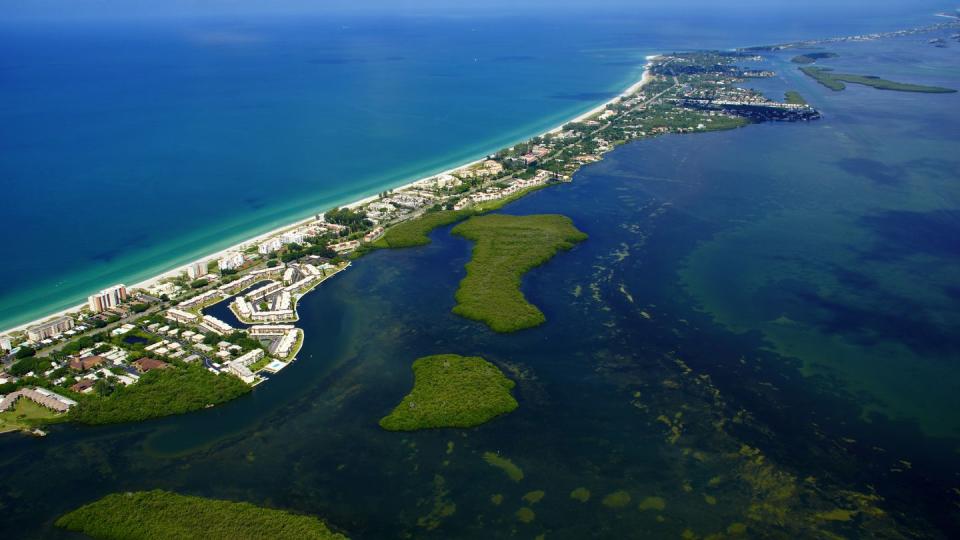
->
451, 214, 587, 332
379, 354, 518, 431
790, 51, 839, 64
800, 66, 956, 93
56, 490, 347, 540
367, 184, 552, 251
784, 91, 808, 105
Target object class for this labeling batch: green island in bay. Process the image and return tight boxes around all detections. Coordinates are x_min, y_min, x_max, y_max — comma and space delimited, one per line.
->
450, 214, 588, 332
800, 66, 956, 93
68, 364, 250, 425
55, 490, 347, 540
379, 354, 518, 431
784, 91, 807, 105
367, 184, 551, 251
790, 51, 839, 64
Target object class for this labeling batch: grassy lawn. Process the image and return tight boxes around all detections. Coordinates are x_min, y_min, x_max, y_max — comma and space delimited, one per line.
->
800, 66, 956, 93
56, 490, 347, 540
0, 399, 62, 433
380, 354, 517, 431
450, 214, 587, 332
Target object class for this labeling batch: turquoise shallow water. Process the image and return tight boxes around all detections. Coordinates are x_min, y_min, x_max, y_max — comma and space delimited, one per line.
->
0, 5, 949, 330
0, 25, 958, 538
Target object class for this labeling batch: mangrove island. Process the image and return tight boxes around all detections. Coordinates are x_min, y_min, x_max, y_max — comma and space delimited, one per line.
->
379, 354, 518, 431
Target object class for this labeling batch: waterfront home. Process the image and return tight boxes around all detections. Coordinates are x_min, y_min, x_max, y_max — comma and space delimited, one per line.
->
166, 308, 198, 324
329, 240, 360, 253
0, 387, 77, 413
363, 227, 385, 243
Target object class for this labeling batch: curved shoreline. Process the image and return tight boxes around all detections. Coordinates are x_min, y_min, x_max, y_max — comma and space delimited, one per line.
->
1, 58, 655, 336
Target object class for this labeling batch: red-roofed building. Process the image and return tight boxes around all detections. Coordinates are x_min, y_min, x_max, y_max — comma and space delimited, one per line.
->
69, 356, 106, 371
132, 358, 170, 373
70, 379, 96, 394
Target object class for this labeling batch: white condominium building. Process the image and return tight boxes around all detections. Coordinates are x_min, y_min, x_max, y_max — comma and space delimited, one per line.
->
218, 252, 244, 272
26, 316, 75, 342
281, 230, 305, 245
87, 284, 128, 313
258, 237, 283, 255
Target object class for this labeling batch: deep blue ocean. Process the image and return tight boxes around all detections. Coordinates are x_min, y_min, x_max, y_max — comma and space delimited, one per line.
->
0, 3, 948, 330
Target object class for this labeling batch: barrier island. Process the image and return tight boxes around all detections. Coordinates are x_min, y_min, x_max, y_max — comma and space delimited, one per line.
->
379, 354, 517, 431
800, 66, 956, 93
451, 214, 587, 332
55, 490, 347, 540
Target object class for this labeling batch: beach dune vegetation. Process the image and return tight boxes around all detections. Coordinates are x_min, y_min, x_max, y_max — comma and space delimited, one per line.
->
451, 214, 587, 332
379, 354, 518, 431
55, 490, 347, 539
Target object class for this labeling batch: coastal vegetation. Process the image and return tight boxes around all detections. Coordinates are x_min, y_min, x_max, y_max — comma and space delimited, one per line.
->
371, 209, 471, 249
790, 52, 839, 64
784, 91, 807, 105
451, 214, 587, 332
367, 184, 553, 251
55, 490, 347, 539
379, 354, 517, 431
69, 365, 250, 425
800, 66, 956, 93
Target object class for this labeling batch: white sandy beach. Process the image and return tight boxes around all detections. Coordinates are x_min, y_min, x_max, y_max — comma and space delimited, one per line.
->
1, 57, 658, 337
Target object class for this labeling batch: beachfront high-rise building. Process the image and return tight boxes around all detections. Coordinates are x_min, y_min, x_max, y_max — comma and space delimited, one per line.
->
26, 316, 75, 342
258, 237, 283, 255
186, 261, 208, 280
87, 284, 128, 313
0, 336, 12, 352
218, 252, 245, 272
281, 230, 305, 246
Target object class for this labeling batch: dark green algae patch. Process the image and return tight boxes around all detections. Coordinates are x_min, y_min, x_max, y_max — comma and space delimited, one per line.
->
55, 490, 347, 539
379, 354, 518, 431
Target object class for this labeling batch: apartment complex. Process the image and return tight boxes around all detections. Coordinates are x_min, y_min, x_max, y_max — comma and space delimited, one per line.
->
87, 284, 128, 313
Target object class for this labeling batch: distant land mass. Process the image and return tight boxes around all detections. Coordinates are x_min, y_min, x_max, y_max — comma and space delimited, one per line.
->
790, 52, 840, 64
800, 66, 957, 93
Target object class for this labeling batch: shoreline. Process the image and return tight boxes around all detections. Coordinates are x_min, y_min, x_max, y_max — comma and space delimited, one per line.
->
0, 57, 656, 337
